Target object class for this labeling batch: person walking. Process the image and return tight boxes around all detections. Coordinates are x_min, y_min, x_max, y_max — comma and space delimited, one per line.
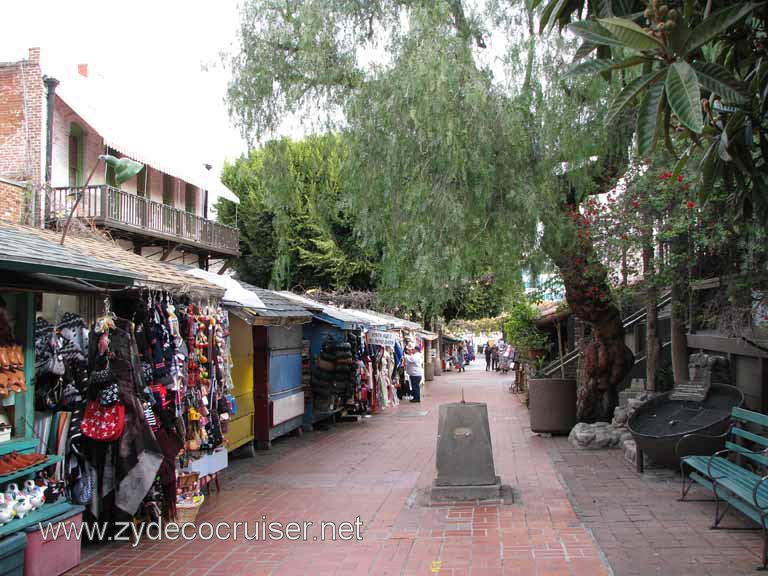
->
484, 344, 492, 371
404, 344, 424, 403
491, 345, 499, 371
456, 344, 466, 373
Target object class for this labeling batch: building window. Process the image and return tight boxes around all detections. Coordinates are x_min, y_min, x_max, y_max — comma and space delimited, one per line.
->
137, 167, 148, 197
185, 183, 196, 214
163, 174, 174, 206
68, 123, 84, 187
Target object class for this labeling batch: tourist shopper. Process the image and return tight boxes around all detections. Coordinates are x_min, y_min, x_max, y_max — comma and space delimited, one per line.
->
404, 344, 424, 402
456, 344, 466, 373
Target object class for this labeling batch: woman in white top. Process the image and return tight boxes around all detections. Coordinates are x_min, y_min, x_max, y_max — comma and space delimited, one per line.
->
404, 345, 424, 403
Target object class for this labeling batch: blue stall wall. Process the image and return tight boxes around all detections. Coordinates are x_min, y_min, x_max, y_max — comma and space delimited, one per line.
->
302, 321, 356, 428
304, 322, 348, 360
268, 352, 303, 396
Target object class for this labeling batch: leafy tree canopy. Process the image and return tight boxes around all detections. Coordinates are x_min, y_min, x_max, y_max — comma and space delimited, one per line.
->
218, 134, 379, 291
226, 0, 625, 314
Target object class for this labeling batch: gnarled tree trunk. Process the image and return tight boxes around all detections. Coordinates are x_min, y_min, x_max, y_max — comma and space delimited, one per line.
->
554, 235, 634, 423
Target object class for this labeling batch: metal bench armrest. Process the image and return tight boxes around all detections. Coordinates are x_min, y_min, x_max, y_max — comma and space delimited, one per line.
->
675, 426, 732, 459
707, 449, 732, 479
753, 475, 768, 511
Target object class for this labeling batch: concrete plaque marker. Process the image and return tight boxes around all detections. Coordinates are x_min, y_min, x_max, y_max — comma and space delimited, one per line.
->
431, 401, 502, 501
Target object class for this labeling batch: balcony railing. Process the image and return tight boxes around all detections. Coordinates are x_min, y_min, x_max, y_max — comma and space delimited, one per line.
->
49, 185, 239, 256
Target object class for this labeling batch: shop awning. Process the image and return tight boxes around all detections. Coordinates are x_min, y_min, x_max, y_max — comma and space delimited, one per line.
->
442, 334, 464, 343
0, 221, 137, 287
7, 222, 225, 298
417, 331, 439, 341
279, 292, 374, 331
186, 270, 313, 325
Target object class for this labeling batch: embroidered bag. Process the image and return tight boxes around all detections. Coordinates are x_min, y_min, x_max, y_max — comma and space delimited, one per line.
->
80, 400, 125, 441
98, 381, 119, 406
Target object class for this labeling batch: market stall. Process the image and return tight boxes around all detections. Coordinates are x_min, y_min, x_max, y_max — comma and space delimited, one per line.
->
187, 272, 313, 451
0, 221, 141, 575
3, 221, 230, 542
278, 293, 379, 427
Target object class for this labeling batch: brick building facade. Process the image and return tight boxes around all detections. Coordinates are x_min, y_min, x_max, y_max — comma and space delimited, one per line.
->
0, 48, 43, 225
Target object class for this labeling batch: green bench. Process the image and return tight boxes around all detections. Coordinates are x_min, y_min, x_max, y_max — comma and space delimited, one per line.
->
679, 407, 768, 570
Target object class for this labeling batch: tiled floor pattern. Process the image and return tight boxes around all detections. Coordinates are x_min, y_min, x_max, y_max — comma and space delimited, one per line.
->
544, 436, 764, 575
71, 370, 688, 576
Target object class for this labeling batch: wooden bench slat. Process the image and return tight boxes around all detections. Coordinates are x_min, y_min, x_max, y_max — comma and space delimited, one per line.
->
732, 407, 768, 428
732, 426, 768, 448
714, 484, 765, 524
725, 441, 768, 466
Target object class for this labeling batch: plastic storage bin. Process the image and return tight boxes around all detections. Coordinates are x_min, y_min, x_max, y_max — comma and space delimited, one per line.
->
24, 505, 84, 576
0, 532, 27, 576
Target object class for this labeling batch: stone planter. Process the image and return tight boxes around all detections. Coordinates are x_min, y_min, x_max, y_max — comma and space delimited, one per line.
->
528, 378, 577, 434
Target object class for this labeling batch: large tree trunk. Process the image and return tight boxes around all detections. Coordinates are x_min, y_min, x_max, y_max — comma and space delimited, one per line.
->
554, 236, 634, 423
670, 237, 689, 384
643, 214, 660, 392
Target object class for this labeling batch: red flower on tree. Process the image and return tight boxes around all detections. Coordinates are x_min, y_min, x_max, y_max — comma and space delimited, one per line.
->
687, 201, 695, 209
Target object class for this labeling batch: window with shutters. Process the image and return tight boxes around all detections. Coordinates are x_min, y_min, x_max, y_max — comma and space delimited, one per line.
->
185, 183, 196, 214
68, 124, 84, 187
137, 167, 148, 197
163, 174, 174, 206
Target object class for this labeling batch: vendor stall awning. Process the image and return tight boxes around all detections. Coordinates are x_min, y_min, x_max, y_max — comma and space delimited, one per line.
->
4, 221, 224, 298
0, 221, 137, 286
279, 292, 375, 330
442, 334, 464, 343
185, 270, 313, 325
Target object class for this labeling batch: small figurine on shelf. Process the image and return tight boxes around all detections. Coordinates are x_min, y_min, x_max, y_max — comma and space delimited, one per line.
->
24, 479, 45, 510
13, 495, 31, 519
0, 495, 14, 526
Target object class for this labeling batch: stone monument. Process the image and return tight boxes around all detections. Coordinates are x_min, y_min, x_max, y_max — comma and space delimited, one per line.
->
431, 401, 502, 501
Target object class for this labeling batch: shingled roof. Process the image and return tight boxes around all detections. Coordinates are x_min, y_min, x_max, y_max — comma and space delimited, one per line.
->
0, 220, 137, 285
1, 221, 224, 298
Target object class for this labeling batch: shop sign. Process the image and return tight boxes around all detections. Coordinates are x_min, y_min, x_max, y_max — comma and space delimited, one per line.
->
368, 330, 396, 347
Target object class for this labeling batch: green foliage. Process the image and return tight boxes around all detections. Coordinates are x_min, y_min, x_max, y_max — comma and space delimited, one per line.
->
502, 297, 548, 354
443, 275, 505, 322
217, 135, 378, 290
543, 0, 767, 226
225, 1, 627, 313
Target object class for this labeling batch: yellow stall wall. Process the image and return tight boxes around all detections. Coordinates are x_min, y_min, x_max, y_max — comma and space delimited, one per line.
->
226, 314, 256, 452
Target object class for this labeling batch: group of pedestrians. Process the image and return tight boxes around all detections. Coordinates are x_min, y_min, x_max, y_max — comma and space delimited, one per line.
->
484, 343, 499, 371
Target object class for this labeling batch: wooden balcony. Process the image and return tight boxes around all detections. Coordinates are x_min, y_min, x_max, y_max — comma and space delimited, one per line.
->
49, 185, 239, 256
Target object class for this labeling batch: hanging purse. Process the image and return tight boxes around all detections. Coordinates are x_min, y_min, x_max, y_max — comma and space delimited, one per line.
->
80, 400, 125, 441
98, 381, 119, 406
71, 465, 93, 505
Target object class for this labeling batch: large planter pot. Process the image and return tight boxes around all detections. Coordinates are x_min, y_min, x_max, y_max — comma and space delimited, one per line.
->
627, 383, 744, 469
528, 378, 577, 434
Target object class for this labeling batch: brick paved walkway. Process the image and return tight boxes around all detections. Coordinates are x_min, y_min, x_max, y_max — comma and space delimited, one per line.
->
544, 435, 764, 575
70, 364, 608, 575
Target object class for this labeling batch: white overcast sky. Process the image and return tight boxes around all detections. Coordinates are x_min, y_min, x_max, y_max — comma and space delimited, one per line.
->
1, 1, 519, 186
0, 0, 300, 185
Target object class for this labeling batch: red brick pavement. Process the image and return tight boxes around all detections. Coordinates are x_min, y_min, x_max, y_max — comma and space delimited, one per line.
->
544, 435, 765, 575
70, 366, 609, 576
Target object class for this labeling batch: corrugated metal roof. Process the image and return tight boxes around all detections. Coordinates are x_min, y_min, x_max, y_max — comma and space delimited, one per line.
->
0, 221, 137, 285
5, 221, 224, 298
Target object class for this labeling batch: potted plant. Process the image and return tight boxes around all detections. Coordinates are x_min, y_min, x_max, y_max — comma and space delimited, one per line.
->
527, 354, 577, 435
